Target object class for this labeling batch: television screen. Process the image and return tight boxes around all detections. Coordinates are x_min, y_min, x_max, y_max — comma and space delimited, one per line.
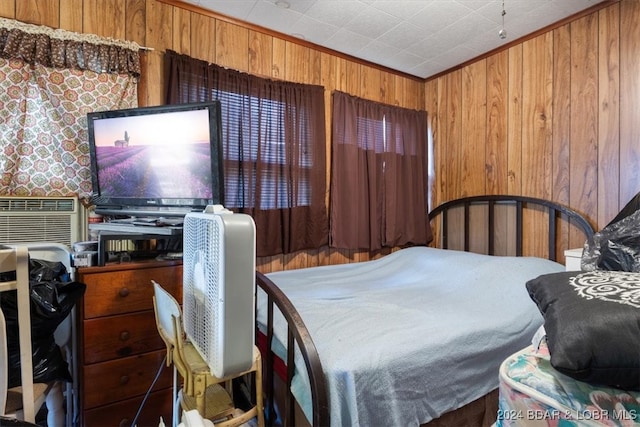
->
87, 101, 224, 217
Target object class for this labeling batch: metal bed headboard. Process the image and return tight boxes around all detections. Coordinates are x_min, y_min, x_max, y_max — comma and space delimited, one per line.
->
428, 195, 595, 261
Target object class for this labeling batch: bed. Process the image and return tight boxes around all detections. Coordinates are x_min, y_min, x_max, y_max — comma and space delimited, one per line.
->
254, 195, 595, 427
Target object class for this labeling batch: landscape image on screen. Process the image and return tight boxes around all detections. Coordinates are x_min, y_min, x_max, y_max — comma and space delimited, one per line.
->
93, 109, 214, 199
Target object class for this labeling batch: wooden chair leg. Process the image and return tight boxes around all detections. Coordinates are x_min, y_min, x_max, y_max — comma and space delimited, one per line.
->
255, 357, 265, 427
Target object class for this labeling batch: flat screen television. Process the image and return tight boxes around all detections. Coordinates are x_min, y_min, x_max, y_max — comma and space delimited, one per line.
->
87, 101, 224, 218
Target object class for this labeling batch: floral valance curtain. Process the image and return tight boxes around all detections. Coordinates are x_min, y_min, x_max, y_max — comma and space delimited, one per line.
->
0, 17, 140, 76
0, 18, 140, 198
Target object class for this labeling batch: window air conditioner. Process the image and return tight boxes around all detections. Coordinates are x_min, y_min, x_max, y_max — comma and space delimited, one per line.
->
0, 196, 83, 248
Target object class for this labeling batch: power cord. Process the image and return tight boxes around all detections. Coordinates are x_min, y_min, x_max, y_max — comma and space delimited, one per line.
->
131, 354, 167, 427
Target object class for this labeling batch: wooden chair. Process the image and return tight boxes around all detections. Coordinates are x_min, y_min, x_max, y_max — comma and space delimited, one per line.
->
152, 280, 264, 427
0, 246, 51, 424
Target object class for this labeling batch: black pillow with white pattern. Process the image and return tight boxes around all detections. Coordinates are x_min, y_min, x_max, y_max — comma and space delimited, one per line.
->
526, 270, 640, 391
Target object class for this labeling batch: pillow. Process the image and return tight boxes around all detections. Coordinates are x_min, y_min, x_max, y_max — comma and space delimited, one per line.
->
526, 270, 640, 390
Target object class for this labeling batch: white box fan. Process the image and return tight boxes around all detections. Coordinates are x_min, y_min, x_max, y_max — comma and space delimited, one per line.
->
182, 205, 256, 378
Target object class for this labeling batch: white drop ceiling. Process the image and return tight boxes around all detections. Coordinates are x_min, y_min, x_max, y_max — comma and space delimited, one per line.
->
180, 0, 610, 80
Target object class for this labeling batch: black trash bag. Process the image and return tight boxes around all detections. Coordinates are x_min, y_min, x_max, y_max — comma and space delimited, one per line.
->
0, 257, 86, 389
582, 191, 640, 272
6, 336, 70, 389
30, 257, 70, 283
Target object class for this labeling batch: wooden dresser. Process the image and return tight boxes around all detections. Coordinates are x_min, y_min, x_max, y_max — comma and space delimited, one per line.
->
76, 260, 183, 427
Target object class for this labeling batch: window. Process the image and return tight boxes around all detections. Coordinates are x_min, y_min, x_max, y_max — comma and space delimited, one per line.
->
219, 92, 313, 210
330, 91, 432, 250
165, 50, 327, 256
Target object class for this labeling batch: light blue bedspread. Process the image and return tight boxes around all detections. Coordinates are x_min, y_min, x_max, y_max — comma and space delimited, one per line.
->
256, 246, 565, 427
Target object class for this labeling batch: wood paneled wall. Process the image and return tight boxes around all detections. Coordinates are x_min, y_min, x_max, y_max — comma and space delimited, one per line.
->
2, 0, 638, 269
426, 0, 640, 255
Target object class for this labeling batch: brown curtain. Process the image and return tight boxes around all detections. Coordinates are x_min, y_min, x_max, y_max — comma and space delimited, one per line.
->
165, 50, 327, 257
330, 91, 432, 250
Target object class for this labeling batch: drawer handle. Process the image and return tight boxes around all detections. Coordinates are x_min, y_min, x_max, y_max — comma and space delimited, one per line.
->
120, 331, 130, 341
120, 375, 129, 385
119, 288, 130, 297
119, 419, 130, 427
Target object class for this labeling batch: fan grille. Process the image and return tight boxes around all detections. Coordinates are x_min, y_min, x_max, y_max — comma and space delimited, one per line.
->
183, 215, 223, 373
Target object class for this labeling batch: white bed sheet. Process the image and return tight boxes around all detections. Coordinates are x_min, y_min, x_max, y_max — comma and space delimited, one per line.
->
256, 246, 565, 427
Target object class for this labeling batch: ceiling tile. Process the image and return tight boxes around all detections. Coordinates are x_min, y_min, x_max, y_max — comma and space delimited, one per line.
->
180, 0, 609, 79
344, 4, 403, 39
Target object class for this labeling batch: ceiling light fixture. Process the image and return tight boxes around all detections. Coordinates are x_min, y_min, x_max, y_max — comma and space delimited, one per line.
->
275, 0, 290, 9
498, 0, 507, 39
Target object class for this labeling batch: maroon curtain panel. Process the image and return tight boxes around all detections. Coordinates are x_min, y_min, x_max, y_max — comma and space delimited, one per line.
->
330, 91, 432, 250
165, 50, 327, 256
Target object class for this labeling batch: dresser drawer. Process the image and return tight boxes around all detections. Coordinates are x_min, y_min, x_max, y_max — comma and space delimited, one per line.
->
83, 388, 174, 427
82, 349, 172, 409
82, 264, 182, 319
77, 261, 183, 426
83, 311, 164, 364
